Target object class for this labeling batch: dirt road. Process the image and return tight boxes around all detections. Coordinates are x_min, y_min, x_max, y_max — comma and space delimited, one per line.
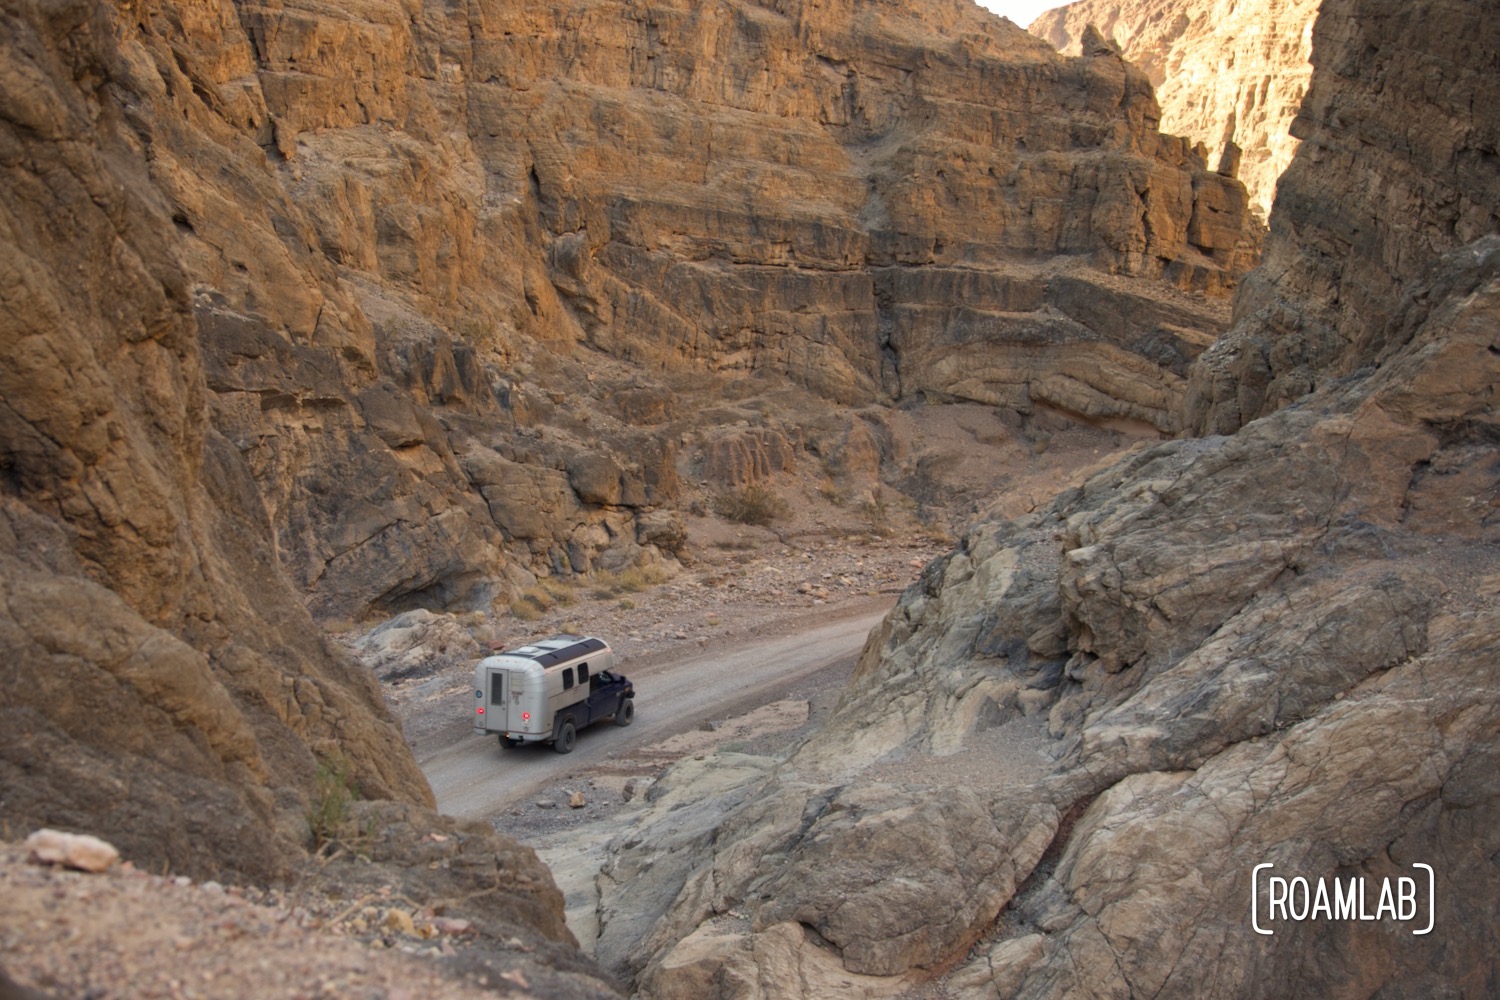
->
420, 608, 888, 819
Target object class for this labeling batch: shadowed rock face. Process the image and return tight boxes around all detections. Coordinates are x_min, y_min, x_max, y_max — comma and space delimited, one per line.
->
1032, 0, 1319, 221
0, 9, 611, 986
0, 0, 433, 880
544, 0, 1500, 995
1185, 0, 1500, 433
40, 0, 1258, 620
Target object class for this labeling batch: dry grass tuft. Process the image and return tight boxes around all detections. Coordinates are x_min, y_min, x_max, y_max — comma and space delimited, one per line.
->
712, 485, 788, 526
590, 564, 669, 599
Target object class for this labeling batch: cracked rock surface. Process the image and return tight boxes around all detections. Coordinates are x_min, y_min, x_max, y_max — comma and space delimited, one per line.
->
542, 0, 1500, 991
570, 231, 1500, 1000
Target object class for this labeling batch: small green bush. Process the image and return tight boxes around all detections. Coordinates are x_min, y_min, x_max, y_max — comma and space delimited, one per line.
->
308, 753, 359, 851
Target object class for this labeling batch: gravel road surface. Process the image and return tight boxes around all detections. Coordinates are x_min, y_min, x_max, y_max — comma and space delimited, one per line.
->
421, 609, 888, 819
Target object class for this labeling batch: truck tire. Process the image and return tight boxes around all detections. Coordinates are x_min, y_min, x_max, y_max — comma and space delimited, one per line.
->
553, 719, 577, 754
613, 698, 635, 726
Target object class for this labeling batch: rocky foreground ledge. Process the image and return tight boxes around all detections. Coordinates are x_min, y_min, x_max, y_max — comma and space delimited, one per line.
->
0, 811, 623, 999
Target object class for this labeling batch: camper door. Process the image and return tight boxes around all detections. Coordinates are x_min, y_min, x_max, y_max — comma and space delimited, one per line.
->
486, 668, 508, 730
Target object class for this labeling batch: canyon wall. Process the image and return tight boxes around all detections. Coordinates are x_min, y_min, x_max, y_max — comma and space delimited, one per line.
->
0, 0, 429, 880
1185, 0, 1500, 432
0, 1, 621, 989
104, 0, 1258, 621
0, 3, 603, 989
0, 0, 1260, 985
1033, 0, 1318, 220
552, 0, 1500, 995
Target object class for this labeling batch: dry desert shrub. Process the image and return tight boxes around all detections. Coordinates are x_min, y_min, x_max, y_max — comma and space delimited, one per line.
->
308, 753, 360, 852
712, 485, 788, 526
509, 577, 577, 620
590, 564, 669, 599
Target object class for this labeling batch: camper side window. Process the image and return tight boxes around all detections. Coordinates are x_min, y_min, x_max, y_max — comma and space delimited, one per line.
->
562, 667, 574, 690
578, 663, 589, 684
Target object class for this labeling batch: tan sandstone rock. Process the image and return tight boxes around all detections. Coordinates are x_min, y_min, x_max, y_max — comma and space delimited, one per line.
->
38, 0, 1262, 625
1033, 0, 1318, 220
24, 830, 120, 874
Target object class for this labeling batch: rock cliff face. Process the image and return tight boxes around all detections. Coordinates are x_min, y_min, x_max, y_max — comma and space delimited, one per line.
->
598, 244, 1500, 999
0, 0, 1255, 908
0, 2, 618, 989
82, 0, 1259, 621
547, 0, 1500, 995
0, 0, 429, 880
1032, 0, 1318, 220
1186, 0, 1500, 432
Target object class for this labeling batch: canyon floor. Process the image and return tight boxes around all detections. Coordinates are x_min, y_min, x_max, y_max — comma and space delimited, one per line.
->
0, 419, 1136, 999
384, 414, 1134, 832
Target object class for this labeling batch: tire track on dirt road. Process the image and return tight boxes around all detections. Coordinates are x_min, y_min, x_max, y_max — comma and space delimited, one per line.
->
421, 608, 890, 819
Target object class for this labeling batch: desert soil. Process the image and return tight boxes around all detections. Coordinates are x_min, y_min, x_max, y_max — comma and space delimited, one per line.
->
0, 842, 556, 1000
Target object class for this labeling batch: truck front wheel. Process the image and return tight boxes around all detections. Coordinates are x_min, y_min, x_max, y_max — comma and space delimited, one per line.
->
613, 698, 635, 726
554, 719, 577, 754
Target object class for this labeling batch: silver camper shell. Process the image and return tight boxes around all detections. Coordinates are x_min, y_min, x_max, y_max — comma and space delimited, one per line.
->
472, 635, 616, 748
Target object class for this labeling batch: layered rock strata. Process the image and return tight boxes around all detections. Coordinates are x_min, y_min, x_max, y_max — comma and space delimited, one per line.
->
95, 0, 1257, 619
547, 0, 1500, 995
1033, 0, 1318, 220
1185, 0, 1500, 432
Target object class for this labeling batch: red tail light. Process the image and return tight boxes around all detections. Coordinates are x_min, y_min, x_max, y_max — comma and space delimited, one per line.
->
522, 711, 531, 721
477, 707, 484, 714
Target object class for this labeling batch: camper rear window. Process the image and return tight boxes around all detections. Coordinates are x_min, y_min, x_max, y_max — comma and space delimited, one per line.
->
490, 675, 504, 705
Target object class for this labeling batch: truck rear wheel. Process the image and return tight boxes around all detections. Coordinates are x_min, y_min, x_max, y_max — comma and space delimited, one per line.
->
613, 698, 635, 726
553, 719, 577, 754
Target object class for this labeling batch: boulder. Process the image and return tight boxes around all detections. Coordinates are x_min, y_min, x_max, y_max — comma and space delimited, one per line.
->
568, 452, 625, 507
24, 830, 120, 874
636, 511, 687, 554
352, 610, 483, 682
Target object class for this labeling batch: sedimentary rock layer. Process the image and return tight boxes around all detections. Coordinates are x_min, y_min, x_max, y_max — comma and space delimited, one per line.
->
1032, 0, 1318, 220
1185, 0, 1500, 432
80, 0, 1258, 619
551, 0, 1500, 994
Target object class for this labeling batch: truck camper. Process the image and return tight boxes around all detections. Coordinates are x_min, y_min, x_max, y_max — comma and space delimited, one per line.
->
473, 635, 634, 753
